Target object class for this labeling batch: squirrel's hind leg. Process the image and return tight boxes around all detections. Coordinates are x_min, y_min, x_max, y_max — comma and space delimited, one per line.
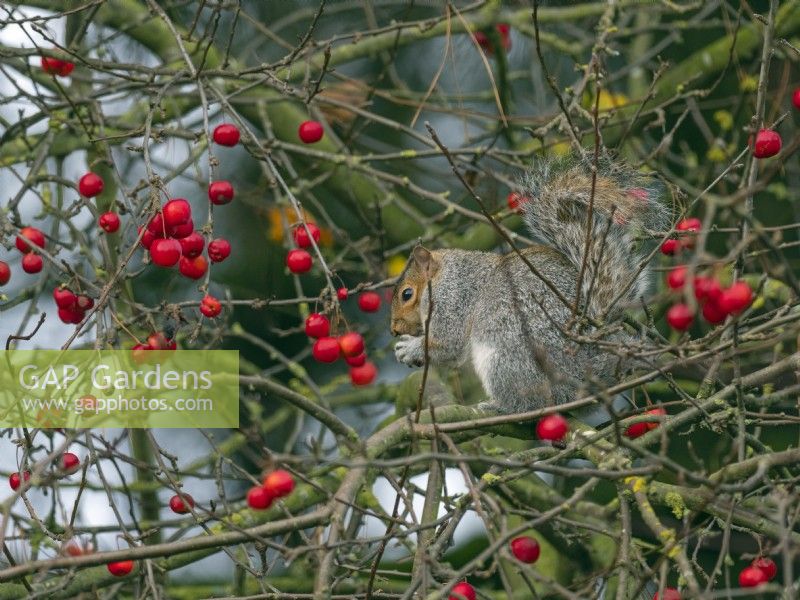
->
470, 340, 546, 414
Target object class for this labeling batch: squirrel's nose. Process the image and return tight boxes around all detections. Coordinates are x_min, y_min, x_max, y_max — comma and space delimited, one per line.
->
390, 323, 400, 336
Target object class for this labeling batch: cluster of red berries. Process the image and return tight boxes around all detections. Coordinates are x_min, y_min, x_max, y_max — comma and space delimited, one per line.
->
623, 407, 666, 439
286, 222, 320, 274
305, 313, 377, 385
15, 226, 46, 274
9, 452, 81, 492
473, 23, 511, 55
41, 56, 74, 77
132, 332, 178, 357
536, 413, 569, 442
53, 286, 95, 324
246, 469, 295, 510
659, 217, 701, 257
739, 556, 777, 588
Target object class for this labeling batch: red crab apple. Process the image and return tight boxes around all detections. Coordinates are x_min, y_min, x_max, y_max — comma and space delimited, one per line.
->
653, 589, 681, 600
213, 123, 240, 146
53, 287, 77, 309
107, 560, 134, 577
76, 295, 94, 311
752, 128, 782, 159
312, 337, 340, 363
208, 181, 234, 205
510, 536, 540, 563
738, 565, 769, 588
337, 287, 348, 300
179, 255, 208, 279
200, 295, 221, 318
624, 408, 666, 439
15, 227, 45, 253
345, 352, 367, 367
536, 413, 569, 441
78, 172, 104, 197
98, 212, 120, 233
338, 332, 364, 357
0, 261, 9, 286
58, 307, 84, 324
147, 331, 176, 350
169, 493, 194, 514
358, 291, 381, 313
507, 191, 528, 212
449, 582, 476, 600
718, 281, 753, 315
304, 313, 330, 338
667, 303, 693, 331
793, 88, 800, 110
246, 485, 273, 510
64, 538, 94, 557
350, 361, 377, 386
162, 199, 191, 227
751, 557, 777, 581
298, 120, 324, 143
208, 238, 231, 263
263, 469, 295, 498
666, 266, 687, 290
41, 56, 74, 76
693, 276, 722, 304
150, 238, 181, 267
660, 239, 680, 256
61, 452, 80, 474
21, 253, 43, 274
167, 219, 193, 239
293, 223, 321, 248
702, 300, 727, 325
286, 249, 312, 274
179, 232, 205, 258
9, 471, 30, 491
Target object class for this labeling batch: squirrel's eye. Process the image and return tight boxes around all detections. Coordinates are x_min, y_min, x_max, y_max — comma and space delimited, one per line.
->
401, 287, 413, 302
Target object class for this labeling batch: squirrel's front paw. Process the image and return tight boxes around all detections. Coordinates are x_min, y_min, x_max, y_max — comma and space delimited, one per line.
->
395, 335, 425, 367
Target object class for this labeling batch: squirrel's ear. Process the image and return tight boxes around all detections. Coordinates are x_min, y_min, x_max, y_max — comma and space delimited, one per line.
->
412, 245, 438, 278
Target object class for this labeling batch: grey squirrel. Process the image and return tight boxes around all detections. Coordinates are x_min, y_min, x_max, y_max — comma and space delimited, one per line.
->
390, 155, 666, 413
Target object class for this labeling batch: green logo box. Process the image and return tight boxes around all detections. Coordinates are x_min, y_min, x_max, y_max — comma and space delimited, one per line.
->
0, 350, 239, 429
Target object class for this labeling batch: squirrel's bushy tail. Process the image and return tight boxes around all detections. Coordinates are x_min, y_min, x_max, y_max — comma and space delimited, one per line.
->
520, 154, 667, 318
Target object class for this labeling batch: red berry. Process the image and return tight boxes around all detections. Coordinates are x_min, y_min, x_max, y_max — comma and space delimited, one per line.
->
150, 238, 182, 267
208, 238, 231, 263
660, 239, 680, 256
61, 452, 80, 474
751, 557, 777, 581
293, 223, 321, 248
169, 493, 194, 514
536, 413, 569, 441
98, 212, 120, 233
507, 192, 528, 212
246, 485, 273, 510
624, 420, 650, 439
21, 253, 43, 274
41, 56, 74, 76
345, 352, 367, 367
449, 582, 476, 600
78, 172, 104, 197
718, 281, 753, 315
107, 560, 134, 577
676, 218, 701, 233
510, 535, 540, 563
350, 361, 377, 386
298, 120, 324, 144
147, 213, 165, 235
0, 261, 9, 286
666, 304, 693, 331
179, 231, 205, 258
179, 255, 208, 280
793, 88, 800, 110
162, 199, 191, 227
304, 313, 330, 338
53, 287, 76, 309
338, 332, 364, 357
666, 266, 687, 290
693, 276, 722, 304
753, 128, 782, 159
58, 306, 84, 324
167, 219, 194, 239
64, 539, 93, 557
147, 332, 176, 350
739, 565, 769, 588
645, 407, 667, 430
9, 471, 30, 491
701, 301, 727, 325
263, 469, 295, 498
75, 295, 94, 311
312, 337, 340, 363
286, 249, 312, 274
337, 287, 348, 301
358, 291, 381, 313
200, 295, 222, 318
16, 227, 45, 253
208, 181, 234, 205
213, 123, 240, 147
653, 588, 681, 600
140, 228, 156, 249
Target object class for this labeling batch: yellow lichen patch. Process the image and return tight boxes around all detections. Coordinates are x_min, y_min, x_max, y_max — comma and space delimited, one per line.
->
664, 491, 686, 519
596, 90, 629, 111
624, 476, 646, 493
481, 473, 502, 486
